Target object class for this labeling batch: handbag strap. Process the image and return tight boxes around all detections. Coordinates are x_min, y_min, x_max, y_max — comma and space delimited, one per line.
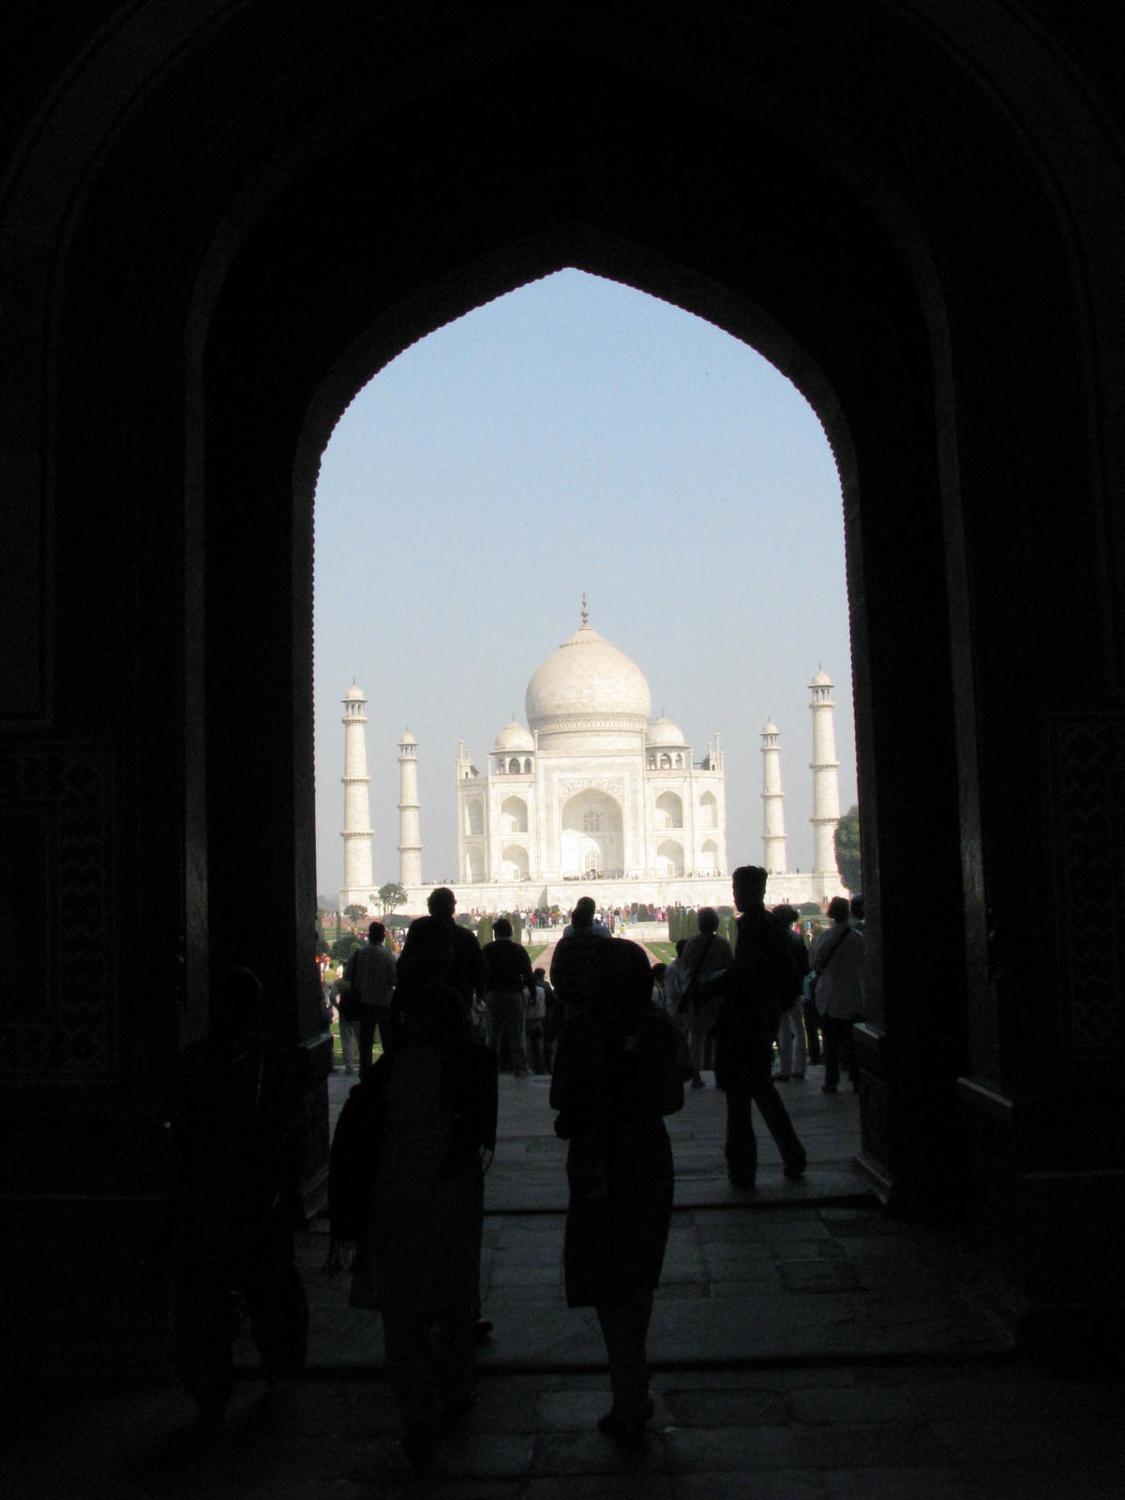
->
815, 924, 853, 976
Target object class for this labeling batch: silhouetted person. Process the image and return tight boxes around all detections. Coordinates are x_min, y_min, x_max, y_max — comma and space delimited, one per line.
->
327, 917, 497, 1473
481, 916, 535, 1075
713, 866, 807, 1189
849, 892, 866, 932
343, 919, 397, 1074
169, 966, 308, 1426
551, 939, 684, 1443
527, 967, 551, 1074
811, 895, 865, 1092
550, 895, 611, 1016
771, 904, 810, 1080
427, 886, 486, 1014
680, 907, 734, 1087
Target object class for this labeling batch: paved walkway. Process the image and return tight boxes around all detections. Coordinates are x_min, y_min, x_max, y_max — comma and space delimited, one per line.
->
7, 1072, 1124, 1498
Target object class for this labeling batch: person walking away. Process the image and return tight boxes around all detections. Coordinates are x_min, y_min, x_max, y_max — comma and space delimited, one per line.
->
770, 904, 810, 1081
332, 966, 361, 1074
169, 967, 309, 1427
539, 967, 563, 1072
810, 896, 865, 1092
326, 918, 498, 1474
680, 908, 734, 1087
481, 916, 535, 1076
551, 939, 685, 1444
713, 866, 807, 1189
343, 920, 397, 1074
550, 894, 611, 1019
526, 968, 549, 1074
427, 886, 487, 1016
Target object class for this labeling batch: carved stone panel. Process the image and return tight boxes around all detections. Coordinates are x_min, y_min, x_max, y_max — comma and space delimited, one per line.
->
0, 745, 116, 1084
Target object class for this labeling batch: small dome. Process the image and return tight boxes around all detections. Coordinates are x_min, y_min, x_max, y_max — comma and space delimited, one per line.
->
344, 683, 365, 701
811, 667, 833, 687
494, 719, 535, 752
399, 728, 416, 745
647, 715, 686, 746
762, 719, 780, 735
526, 622, 651, 727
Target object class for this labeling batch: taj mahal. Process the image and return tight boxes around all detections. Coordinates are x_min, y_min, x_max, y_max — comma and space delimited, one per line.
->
339, 605, 848, 914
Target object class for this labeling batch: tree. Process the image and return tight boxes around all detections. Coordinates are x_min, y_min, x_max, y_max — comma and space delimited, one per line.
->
331, 933, 360, 963
834, 804, 862, 893
343, 903, 367, 928
375, 882, 407, 917
476, 915, 491, 948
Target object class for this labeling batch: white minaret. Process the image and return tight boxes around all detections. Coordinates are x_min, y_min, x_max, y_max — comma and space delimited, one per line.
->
809, 667, 841, 879
340, 683, 374, 907
760, 719, 788, 873
398, 728, 422, 888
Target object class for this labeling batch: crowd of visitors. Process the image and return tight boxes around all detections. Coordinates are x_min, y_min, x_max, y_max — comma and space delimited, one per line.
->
168, 873, 863, 1472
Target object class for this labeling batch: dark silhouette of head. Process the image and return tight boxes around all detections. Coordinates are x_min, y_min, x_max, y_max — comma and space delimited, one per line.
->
210, 965, 263, 1042
368, 920, 386, 944
533, 967, 545, 979
492, 916, 513, 939
427, 887, 456, 920
828, 895, 851, 923
697, 907, 719, 933
732, 865, 768, 912
397, 915, 454, 990
850, 893, 864, 920
675, 938, 688, 957
598, 939, 655, 1015
571, 896, 596, 929
772, 904, 799, 927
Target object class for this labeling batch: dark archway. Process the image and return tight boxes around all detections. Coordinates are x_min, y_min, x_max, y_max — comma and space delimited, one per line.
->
3, 3, 1123, 1374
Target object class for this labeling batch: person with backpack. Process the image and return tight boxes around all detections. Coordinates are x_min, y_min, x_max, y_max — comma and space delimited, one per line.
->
712, 866, 807, 1190
809, 896, 865, 1092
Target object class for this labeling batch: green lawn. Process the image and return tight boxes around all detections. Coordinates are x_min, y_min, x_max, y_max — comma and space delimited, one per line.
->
644, 941, 677, 964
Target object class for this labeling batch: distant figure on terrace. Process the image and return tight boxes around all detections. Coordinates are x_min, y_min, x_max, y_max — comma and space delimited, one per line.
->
810, 896, 865, 1093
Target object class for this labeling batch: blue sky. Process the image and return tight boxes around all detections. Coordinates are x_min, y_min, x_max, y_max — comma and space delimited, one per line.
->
312, 269, 854, 901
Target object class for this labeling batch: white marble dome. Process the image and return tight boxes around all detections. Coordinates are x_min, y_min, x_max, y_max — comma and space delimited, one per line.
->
494, 719, 535, 752
647, 715, 686, 746
344, 683, 365, 701
526, 622, 652, 727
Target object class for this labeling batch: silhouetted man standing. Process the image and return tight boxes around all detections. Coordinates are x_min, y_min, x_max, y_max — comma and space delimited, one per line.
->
481, 916, 535, 1076
343, 920, 397, 1074
427, 887, 486, 1015
714, 866, 807, 1189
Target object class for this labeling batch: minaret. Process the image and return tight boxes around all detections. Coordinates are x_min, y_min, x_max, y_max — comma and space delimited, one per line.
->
760, 719, 788, 873
397, 728, 422, 888
809, 667, 841, 878
340, 683, 373, 907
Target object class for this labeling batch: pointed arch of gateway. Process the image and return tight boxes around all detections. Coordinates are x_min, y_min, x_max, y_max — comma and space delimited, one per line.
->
6, 3, 1124, 1369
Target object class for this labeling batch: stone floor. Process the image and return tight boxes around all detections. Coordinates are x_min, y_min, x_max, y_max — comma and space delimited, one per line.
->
6, 1070, 1124, 1498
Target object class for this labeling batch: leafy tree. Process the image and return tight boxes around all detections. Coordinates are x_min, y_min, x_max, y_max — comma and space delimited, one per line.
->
331, 933, 360, 962
476, 915, 491, 947
798, 901, 823, 916
511, 910, 523, 944
375, 881, 407, 917
343, 903, 367, 928
834, 804, 862, 893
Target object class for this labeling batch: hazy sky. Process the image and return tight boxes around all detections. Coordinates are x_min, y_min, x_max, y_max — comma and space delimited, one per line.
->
312, 269, 854, 903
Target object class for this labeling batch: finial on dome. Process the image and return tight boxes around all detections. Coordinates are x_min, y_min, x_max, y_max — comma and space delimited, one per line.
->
580, 591, 589, 627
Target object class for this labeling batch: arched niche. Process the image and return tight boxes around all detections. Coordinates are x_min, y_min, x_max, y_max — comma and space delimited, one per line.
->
561, 789, 623, 878
465, 799, 484, 837
656, 839, 685, 877
699, 791, 718, 830
500, 796, 528, 834
655, 791, 683, 829
500, 844, 529, 881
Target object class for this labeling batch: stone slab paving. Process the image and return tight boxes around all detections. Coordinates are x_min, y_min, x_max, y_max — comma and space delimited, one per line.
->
7, 1361, 1125, 1498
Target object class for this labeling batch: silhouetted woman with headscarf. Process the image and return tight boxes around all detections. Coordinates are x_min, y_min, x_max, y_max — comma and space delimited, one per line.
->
327, 916, 497, 1473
